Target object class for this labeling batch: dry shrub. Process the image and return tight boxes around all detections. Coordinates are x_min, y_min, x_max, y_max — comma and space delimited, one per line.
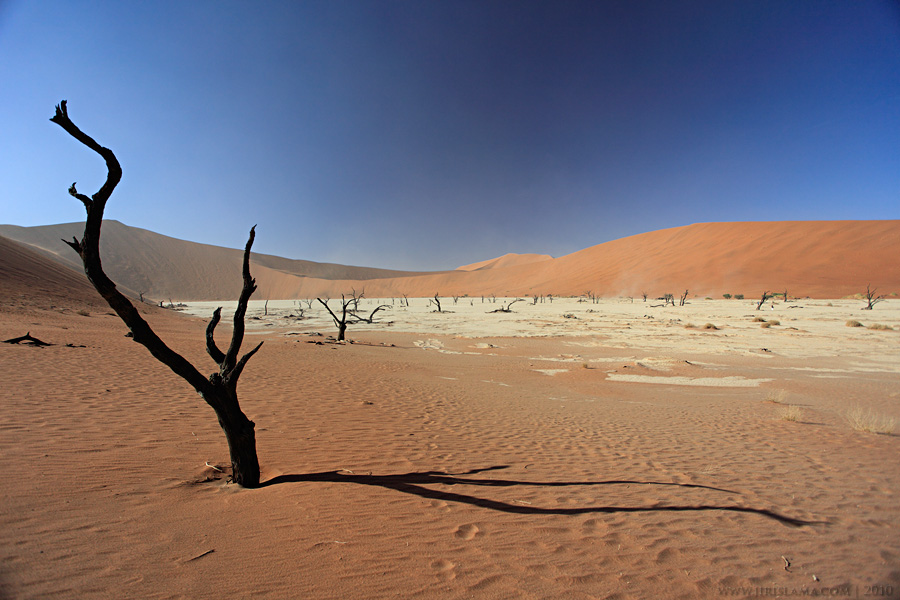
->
752, 316, 767, 322
867, 323, 893, 331
761, 320, 780, 328
684, 323, 697, 329
845, 320, 863, 327
702, 323, 719, 330
76, 309, 90, 317
778, 405, 803, 422
765, 389, 789, 404
845, 406, 896, 434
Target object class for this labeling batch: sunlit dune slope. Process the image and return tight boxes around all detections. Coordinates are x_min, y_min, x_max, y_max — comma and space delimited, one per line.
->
456, 253, 554, 272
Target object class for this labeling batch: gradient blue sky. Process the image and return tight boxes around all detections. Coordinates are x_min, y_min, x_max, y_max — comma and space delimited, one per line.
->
1, 1, 898, 270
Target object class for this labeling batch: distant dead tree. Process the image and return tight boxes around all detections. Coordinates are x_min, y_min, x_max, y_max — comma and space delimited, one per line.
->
352, 303, 391, 324
51, 101, 264, 487
532, 295, 539, 305
349, 288, 364, 311
679, 289, 689, 306
433, 293, 443, 313
641, 291, 648, 302
488, 298, 523, 313
756, 291, 772, 311
317, 294, 356, 341
862, 284, 886, 310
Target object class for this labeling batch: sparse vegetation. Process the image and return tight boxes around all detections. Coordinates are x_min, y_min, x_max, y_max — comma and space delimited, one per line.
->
867, 323, 893, 331
684, 323, 697, 329
845, 406, 896, 434
778, 405, 803, 422
723, 293, 732, 299
752, 316, 767, 322
765, 389, 789, 405
761, 320, 780, 328
702, 323, 719, 330
845, 320, 864, 327
734, 294, 744, 300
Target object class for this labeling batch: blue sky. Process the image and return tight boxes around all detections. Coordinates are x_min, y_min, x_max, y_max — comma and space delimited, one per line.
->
1, 1, 898, 270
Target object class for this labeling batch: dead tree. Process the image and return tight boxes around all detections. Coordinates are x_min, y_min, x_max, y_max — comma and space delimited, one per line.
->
488, 298, 523, 313
756, 291, 772, 311
317, 295, 355, 340
433, 293, 443, 313
862, 284, 886, 310
349, 288, 364, 311
352, 303, 391, 324
679, 289, 689, 306
51, 101, 263, 487
641, 291, 648, 302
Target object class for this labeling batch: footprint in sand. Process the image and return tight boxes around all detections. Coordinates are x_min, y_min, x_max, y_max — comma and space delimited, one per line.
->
430, 559, 456, 581
454, 523, 480, 540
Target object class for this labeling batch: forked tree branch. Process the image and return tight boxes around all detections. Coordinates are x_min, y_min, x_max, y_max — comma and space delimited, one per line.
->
50, 101, 263, 406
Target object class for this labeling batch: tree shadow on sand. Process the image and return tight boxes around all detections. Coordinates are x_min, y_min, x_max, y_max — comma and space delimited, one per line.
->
261, 465, 822, 527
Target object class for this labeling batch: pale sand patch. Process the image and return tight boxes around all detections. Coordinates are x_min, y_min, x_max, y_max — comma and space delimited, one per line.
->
606, 374, 772, 387
532, 369, 570, 376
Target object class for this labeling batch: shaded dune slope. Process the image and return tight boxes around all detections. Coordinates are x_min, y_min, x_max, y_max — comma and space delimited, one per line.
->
0, 235, 104, 311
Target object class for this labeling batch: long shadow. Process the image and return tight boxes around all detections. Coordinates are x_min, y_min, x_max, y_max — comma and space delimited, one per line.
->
261, 465, 821, 527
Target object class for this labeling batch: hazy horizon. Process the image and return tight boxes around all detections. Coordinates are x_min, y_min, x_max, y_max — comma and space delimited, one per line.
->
2, 1, 898, 270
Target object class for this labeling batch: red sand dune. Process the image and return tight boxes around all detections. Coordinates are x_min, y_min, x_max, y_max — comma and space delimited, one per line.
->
0, 235, 103, 312
2, 220, 898, 300
455, 252, 554, 272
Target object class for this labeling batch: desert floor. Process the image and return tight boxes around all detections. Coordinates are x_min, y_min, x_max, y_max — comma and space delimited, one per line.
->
3, 298, 899, 599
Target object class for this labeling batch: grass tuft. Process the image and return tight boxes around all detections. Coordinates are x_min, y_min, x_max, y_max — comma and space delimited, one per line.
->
765, 389, 789, 404
778, 405, 803, 422
867, 323, 893, 331
845, 320, 863, 327
846, 406, 896, 434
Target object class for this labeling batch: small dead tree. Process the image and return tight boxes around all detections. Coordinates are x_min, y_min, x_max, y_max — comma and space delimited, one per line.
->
756, 291, 772, 311
433, 293, 443, 313
641, 291, 648, 302
349, 288, 364, 311
862, 284, 886, 310
317, 295, 355, 341
352, 303, 391, 324
679, 289, 689, 306
488, 298, 523, 313
51, 101, 263, 487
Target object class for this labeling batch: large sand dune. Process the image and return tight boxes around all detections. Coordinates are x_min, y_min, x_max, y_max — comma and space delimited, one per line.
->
2, 219, 898, 301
